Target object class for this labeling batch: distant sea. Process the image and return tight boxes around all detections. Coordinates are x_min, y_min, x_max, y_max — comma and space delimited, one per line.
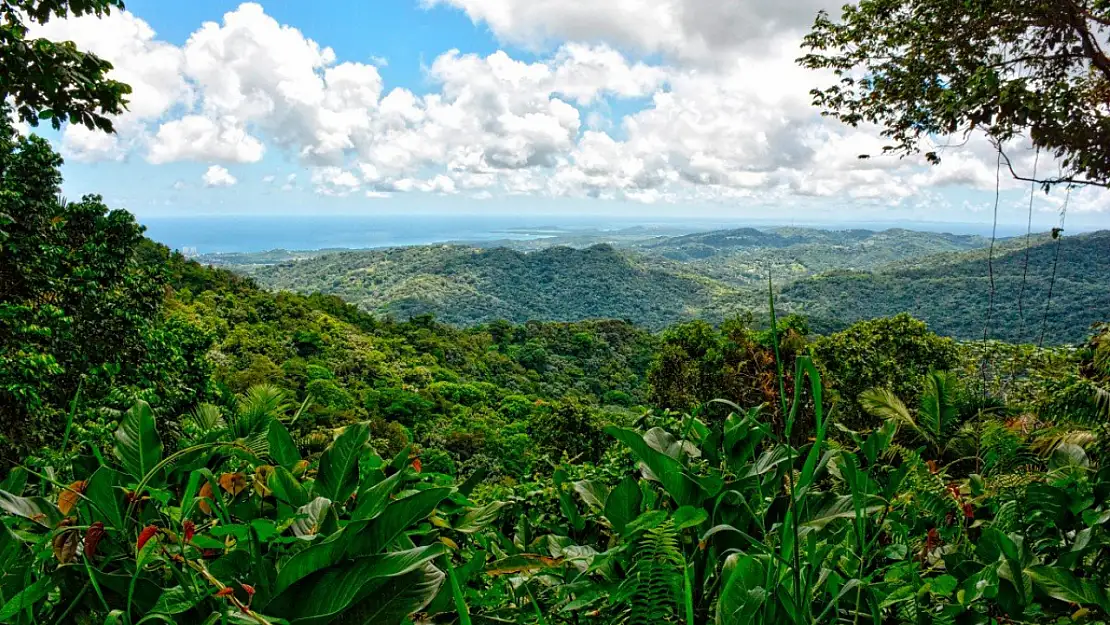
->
141, 214, 1036, 255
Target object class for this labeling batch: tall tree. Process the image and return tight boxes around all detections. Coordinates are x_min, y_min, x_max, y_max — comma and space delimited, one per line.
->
1, 0, 131, 132
799, 0, 1110, 188
0, 111, 169, 465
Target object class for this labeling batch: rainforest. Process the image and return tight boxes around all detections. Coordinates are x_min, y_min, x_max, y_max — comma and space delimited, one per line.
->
3, 0, 1110, 624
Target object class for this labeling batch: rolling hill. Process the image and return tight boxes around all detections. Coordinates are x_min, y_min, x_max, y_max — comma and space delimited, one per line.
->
246, 227, 1108, 344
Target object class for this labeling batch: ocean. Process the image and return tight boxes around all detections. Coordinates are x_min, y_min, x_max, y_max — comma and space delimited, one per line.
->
139, 213, 1037, 255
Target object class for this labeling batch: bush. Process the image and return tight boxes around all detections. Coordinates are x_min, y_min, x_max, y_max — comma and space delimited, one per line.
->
813, 313, 959, 430
420, 448, 457, 476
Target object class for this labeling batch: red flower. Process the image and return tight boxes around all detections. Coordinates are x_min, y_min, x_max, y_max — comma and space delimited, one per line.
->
182, 520, 196, 544
411, 458, 422, 473
946, 483, 961, 501
136, 525, 159, 552
215, 587, 235, 598
962, 502, 975, 519
241, 583, 255, 596
84, 522, 105, 558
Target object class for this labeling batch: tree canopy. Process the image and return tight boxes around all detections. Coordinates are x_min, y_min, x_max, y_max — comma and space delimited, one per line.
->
1, 0, 131, 132
799, 0, 1110, 188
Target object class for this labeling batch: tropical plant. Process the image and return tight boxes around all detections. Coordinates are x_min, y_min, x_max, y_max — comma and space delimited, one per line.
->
0, 397, 500, 624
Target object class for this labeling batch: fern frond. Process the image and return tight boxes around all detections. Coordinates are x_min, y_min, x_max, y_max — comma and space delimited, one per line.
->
618, 520, 684, 625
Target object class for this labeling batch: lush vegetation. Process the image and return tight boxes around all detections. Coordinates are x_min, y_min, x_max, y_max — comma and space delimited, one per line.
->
248, 243, 743, 330
4, 2, 1110, 623
4, 117, 1109, 622
244, 226, 1108, 344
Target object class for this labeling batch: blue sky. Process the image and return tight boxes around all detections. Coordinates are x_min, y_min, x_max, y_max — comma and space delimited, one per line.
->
24, 0, 1110, 231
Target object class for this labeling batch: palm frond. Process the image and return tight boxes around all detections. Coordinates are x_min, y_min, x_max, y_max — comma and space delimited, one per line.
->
188, 403, 226, 434
919, 370, 958, 439
859, 388, 920, 440
235, 384, 290, 438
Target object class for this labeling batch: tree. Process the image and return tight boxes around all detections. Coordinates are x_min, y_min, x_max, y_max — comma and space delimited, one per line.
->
1, 0, 132, 132
0, 112, 168, 465
813, 314, 960, 430
799, 0, 1110, 188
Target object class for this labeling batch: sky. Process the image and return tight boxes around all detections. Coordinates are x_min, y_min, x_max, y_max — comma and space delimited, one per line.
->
18, 0, 1110, 230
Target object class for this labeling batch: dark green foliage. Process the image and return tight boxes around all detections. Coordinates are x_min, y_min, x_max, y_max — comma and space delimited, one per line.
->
252, 243, 740, 329
813, 314, 960, 430
0, 118, 206, 466
782, 232, 1110, 344
1, 3, 132, 133
647, 317, 805, 426
529, 398, 609, 464
234, 226, 1107, 345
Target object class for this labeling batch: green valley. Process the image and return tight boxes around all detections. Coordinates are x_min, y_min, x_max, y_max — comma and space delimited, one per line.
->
241, 227, 1107, 344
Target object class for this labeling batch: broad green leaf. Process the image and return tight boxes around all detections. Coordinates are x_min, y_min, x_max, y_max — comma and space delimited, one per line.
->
0, 490, 60, 527
716, 553, 768, 625
643, 427, 699, 460
0, 577, 50, 621
606, 427, 706, 507
0, 469, 26, 495
929, 575, 959, 597
572, 480, 609, 511
1027, 565, 1110, 611
603, 477, 641, 535
454, 500, 507, 534
0, 523, 22, 571
291, 497, 332, 538
274, 523, 366, 594
266, 544, 447, 622
113, 400, 163, 480
85, 467, 126, 529
152, 586, 208, 615
313, 423, 370, 503
347, 488, 453, 557
330, 563, 445, 625
673, 506, 708, 530
958, 565, 998, 606
802, 495, 882, 532
270, 466, 310, 508
352, 469, 407, 521
267, 421, 301, 470
624, 509, 668, 537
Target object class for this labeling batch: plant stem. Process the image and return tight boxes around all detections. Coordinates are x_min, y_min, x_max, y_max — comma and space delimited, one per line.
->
442, 555, 472, 625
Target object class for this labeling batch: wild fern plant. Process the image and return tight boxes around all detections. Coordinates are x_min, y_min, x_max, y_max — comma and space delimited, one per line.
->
615, 520, 686, 625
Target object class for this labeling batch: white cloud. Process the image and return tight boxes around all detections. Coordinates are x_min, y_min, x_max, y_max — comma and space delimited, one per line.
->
262, 175, 276, 183
29, 0, 1108, 216
311, 166, 361, 196
423, 0, 840, 62
148, 116, 265, 163
202, 165, 237, 187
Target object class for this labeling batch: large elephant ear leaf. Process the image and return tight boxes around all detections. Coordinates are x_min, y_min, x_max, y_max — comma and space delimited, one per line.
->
267, 420, 301, 470
265, 544, 447, 622
313, 423, 370, 503
114, 400, 163, 481
605, 426, 707, 507
0, 490, 61, 527
331, 562, 446, 625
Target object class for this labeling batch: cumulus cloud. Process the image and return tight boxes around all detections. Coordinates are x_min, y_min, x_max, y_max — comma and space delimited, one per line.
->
27, 1, 1109, 214
423, 0, 841, 62
202, 165, 237, 187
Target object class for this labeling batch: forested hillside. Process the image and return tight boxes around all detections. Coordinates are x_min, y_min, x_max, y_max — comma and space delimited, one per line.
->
4, 0, 1110, 622
248, 228, 1106, 343
781, 231, 1110, 343
251, 243, 746, 328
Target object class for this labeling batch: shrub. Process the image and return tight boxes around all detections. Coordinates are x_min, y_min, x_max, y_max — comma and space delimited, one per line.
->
813, 313, 959, 430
